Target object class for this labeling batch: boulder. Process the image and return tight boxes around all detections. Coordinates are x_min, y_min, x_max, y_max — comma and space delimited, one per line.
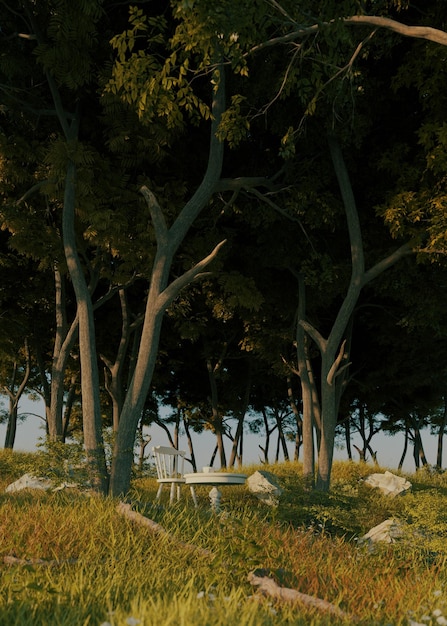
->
5, 473, 53, 493
247, 470, 282, 506
359, 518, 405, 546
363, 471, 411, 497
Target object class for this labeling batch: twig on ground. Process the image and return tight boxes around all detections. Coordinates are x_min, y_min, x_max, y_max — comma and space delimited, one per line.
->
116, 502, 214, 558
3, 555, 78, 567
248, 570, 356, 621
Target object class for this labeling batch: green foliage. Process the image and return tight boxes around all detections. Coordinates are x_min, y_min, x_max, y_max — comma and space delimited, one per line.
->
34, 0, 104, 90
216, 95, 249, 148
32, 439, 91, 487
108, 5, 213, 129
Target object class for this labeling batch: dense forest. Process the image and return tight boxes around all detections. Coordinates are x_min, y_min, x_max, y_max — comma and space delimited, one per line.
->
1, 0, 447, 494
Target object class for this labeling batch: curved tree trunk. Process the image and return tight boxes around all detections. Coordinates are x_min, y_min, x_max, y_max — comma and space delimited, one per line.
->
63, 159, 108, 494
101, 289, 132, 432
48, 265, 79, 442
109, 66, 226, 496
296, 278, 317, 485
4, 339, 31, 450
299, 136, 413, 492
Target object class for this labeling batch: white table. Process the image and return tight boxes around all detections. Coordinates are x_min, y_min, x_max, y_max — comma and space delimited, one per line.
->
184, 472, 247, 511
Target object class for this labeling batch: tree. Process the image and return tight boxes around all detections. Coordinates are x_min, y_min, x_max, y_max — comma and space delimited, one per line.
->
4, 0, 447, 495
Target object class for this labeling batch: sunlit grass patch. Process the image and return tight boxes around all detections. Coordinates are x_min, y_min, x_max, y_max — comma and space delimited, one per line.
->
1, 454, 447, 624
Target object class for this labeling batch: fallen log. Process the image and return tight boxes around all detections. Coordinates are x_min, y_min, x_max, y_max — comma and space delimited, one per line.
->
116, 502, 213, 558
248, 570, 356, 621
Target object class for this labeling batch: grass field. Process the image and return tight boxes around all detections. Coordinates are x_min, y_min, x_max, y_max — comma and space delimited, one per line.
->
1, 450, 447, 625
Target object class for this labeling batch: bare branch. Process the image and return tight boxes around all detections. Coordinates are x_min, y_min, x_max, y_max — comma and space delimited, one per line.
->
345, 15, 447, 46
252, 45, 302, 120
266, 0, 299, 25
15, 181, 48, 205
140, 186, 168, 245
248, 570, 356, 621
158, 239, 227, 311
326, 339, 347, 386
362, 242, 413, 286
281, 354, 299, 377
117, 503, 213, 557
17, 32, 36, 40
215, 176, 276, 192
299, 319, 326, 353
247, 187, 317, 253
248, 14, 447, 56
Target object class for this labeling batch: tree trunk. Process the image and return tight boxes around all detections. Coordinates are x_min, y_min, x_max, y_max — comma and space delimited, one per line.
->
260, 408, 272, 464
296, 279, 317, 485
413, 421, 428, 468
436, 396, 447, 468
62, 160, 108, 494
275, 408, 290, 462
299, 136, 412, 492
48, 265, 79, 442
4, 401, 18, 450
286, 376, 302, 461
4, 339, 31, 449
229, 360, 252, 467
345, 418, 352, 460
62, 374, 78, 441
109, 65, 225, 497
183, 414, 197, 471
102, 289, 133, 432
398, 427, 409, 470
206, 355, 227, 468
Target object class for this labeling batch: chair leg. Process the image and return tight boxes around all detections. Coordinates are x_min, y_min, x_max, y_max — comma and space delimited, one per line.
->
170, 482, 176, 504
190, 486, 198, 507
156, 484, 163, 500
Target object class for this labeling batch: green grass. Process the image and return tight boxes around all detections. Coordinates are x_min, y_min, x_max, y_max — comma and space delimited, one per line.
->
1, 452, 447, 625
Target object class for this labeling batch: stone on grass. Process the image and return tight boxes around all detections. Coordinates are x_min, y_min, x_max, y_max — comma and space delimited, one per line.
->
5, 473, 53, 493
247, 470, 282, 506
359, 518, 405, 546
363, 471, 411, 497
5, 473, 79, 493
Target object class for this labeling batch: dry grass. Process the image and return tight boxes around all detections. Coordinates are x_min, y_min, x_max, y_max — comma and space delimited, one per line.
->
0, 452, 447, 625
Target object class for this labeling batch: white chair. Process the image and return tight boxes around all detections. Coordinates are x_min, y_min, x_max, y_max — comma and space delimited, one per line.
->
152, 446, 197, 506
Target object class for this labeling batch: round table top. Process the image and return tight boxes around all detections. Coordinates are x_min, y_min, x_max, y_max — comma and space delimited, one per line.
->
184, 472, 247, 485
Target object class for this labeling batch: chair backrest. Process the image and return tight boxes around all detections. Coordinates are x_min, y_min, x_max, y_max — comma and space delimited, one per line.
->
152, 446, 186, 480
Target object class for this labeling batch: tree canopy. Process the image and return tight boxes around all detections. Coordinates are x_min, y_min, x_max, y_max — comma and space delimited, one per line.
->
1, 0, 447, 493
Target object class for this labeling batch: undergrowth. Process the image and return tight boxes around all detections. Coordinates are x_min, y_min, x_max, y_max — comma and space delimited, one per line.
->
1, 452, 447, 625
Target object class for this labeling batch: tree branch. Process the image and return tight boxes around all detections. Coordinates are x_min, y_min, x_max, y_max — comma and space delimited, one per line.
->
140, 186, 168, 245
345, 15, 447, 46
15, 181, 48, 205
326, 339, 347, 386
248, 14, 447, 55
299, 319, 327, 353
247, 187, 317, 253
117, 503, 213, 557
362, 242, 413, 286
248, 570, 355, 621
157, 239, 227, 311
215, 176, 276, 192
169, 60, 226, 250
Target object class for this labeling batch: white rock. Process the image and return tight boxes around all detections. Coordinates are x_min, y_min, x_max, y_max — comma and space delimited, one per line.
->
360, 518, 405, 545
5, 473, 53, 493
247, 470, 282, 506
363, 471, 411, 497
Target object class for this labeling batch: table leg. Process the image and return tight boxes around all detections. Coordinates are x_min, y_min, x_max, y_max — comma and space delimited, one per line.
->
209, 486, 221, 512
